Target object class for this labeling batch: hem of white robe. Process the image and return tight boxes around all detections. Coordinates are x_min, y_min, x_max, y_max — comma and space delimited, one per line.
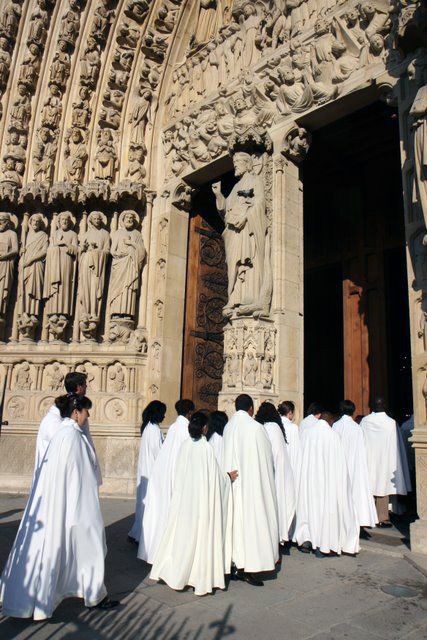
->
149, 575, 225, 597
1, 586, 108, 621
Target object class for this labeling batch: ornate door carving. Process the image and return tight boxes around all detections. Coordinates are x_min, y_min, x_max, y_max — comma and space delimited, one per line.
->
181, 214, 227, 412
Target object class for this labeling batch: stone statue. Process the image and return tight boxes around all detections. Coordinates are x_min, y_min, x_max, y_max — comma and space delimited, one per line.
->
47, 364, 64, 391
239, 4, 261, 69
18, 214, 48, 338
43, 212, 78, 336
19, 43, 41, 89
72, 86, 92, 129
10, 84, 31, 132
1, 156, 22, 186
33, 127, 57, 183
129, 88, 154, 145
91, 0, 113, 43
93, 129, 118, 181
0, 37, 11, 89
41, 84, 63, 129
243, 351, 258, 386
0, 2, 22, 41
126, 144, 146, 182
64, 128, 88, 184
0, 212, 18, 325
59, 0, 80, 46
109, 363, 126, 392
80, 37, 101, 88
411, 81, 427, 244
78, 211, 110, 339
28, 0, 49, 47
194, 0, 220, 47
212, 151, 270, 318
50, 40, 71, 88
109, 210, 146, 320
15, 363, 32, 390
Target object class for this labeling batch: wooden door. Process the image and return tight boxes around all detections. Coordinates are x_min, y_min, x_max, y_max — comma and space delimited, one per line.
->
181, 214, 228, 411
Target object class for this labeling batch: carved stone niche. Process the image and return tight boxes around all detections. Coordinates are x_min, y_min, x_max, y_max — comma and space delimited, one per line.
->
107, 362, 127, 393
42, 362, 67, 392
12, 361, 36, 392
171, 181, 195, 212
281, 125, 312, 164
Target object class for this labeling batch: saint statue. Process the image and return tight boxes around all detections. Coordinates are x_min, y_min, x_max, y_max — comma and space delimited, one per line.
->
212, 151, 271, 317
411, 79, 427, 244
109, 210, 146, 320
64, 128, 88, 184
18, 214, 48, 336
0, 212, 18, 323
77, 211, 110, 337
43, 212, 78, 330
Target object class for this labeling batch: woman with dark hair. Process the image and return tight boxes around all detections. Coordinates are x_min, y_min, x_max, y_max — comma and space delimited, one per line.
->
129, 400, 166, 543
207, 410, 228, 466
255, 401, 296, 545
0, 393, 118, 619
278, 400, 301, 480
150, 411, 238, 596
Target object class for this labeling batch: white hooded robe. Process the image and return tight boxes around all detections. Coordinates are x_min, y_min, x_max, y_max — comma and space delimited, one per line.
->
128, 422, 163, 542
281, 416, 301, 478
294, 419, 360, 555
0, 419, 107, 620
263, 422, 296, 542
209, 431, 224, 467
150, 437, 232, 596
333, 414, 378, 527
138, 415, 190, 564
223, 410, 279, 573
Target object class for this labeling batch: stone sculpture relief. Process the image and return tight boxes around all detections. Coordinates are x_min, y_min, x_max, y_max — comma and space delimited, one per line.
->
0, 212, 18, 334
43, 212, 78, 340
15, 361, 33, 390
212, 151, 272, 318
64, 128, 88, 184
93, 129, 118, 181
46, 363, 64, 391
108, 362, 126, 392
77, 211, 110, 340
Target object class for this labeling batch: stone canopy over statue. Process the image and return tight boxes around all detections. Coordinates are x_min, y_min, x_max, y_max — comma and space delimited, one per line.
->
212, 150, 272, 318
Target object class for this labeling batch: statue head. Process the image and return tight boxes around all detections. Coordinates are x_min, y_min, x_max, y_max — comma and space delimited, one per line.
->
39, 127, 51, 143
88, 211, 106, 229
71, 128, 83, 143
233, 152, 253, 177
17, 83, 27, 97
120, 210, 139, 231
369, 33, 384, 54
58, 211, 74, 230
0, 37, 8, 51
49, 83, 60, 97
29, 213, 45, 232
331, 41, 346, 58
0, 212, 11, 232
314, 18, 329, 36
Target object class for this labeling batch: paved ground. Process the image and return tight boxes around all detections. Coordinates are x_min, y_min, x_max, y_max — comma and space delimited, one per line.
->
0, 494, 426, 640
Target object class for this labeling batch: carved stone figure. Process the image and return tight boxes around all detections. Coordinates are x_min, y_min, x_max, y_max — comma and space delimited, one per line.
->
41, 84, 63, 129
80, 37, 101, 88
33, 127, 57, 183
64, 128, 88, 184
283, 127, 311, 163
6, 130, 26, 162
109, 210, 146, 319
239, 4, 260, 69
10, 84, 31, 132
47, 364, 64, 391
91, 0, 113, 43
129, 88, 154, 145
261, 357, 273, 387
212, 152, 270, 317
93, 129, 118, 181
225, 353, 239, 387
78, 211, 110, 339
411, 82, 427, 244
1, 156, 22, 186
50, 40, 71, 88
194, 0, 220, 46
0, 1, 22, 41
28, 0, 49, 47
19, 43, 41, 89
72, 86, 91, 129
15, 363, 32, 390
43, 212, 78, 335
243, 351, 258, 386
125, 0, 150, 24
18, 214, 48, 338
109, 363, 126, 392
0, 37, 11, 89
0, 212, 18, 322
59, 0, 80, 46
126, 144, 146, 182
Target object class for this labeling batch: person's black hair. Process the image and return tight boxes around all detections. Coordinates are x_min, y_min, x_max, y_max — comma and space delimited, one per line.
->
141, 400, 166, 435
372, 397, 387, 413
55, 393, 92, 419
207, 410, 228, 441
339, 399, 355, 417
255, 401, 288, 443
64, 371, 87, 393
278, 400, 295, 417
175, 399, 195, 416
188, 411, 208, 440
306, 401, 323, 416
235, 394, 254, 412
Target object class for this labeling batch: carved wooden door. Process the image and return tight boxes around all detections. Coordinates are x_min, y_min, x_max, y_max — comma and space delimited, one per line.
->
181, 213, 228, 412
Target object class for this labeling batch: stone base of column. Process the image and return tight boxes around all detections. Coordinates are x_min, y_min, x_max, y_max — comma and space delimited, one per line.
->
410, 519, 427, 554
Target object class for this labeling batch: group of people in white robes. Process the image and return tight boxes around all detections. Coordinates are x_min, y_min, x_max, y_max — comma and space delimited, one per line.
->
0, 372, 119, 621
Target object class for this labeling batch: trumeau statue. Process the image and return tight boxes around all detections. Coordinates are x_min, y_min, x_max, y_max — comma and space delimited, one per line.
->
212, 151, 271, 318
78, 211, 110, 340
43, 212, 78, 337
109, 210, 146, 320
0, 212, 18, 326
18, 213, 48, 338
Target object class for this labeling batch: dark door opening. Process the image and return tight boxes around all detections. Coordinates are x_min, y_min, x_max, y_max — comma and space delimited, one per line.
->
303, 102, 413, 422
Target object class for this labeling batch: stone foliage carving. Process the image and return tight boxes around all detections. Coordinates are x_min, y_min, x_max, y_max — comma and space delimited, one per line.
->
212, 150, 272, 318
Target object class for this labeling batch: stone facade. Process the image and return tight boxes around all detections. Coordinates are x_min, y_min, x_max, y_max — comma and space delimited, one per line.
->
0, 0, 427, 551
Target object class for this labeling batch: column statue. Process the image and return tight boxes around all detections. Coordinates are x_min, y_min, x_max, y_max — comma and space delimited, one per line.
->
411, 80, 427, 244
212, 151, 271, 318
0, 212, 18, 334
78, 211, 110, 340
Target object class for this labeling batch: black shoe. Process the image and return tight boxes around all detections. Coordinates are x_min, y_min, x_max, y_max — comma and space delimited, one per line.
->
243, 573, 264, 587
376, 521, 393, 528
87, 596, 120, 611
300, 541, 312, 554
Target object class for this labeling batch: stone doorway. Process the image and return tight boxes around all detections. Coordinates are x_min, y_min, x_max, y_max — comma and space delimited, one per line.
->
181, 180, 230, 412
303, 102, 413, 422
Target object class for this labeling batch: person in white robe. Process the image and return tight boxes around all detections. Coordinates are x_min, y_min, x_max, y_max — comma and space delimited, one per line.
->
207, 409, 228, 467
150, 412, 237, 596
34, 371, 101, 486
0, 394, 118, 620
333, 400, 378, 528
360, 398, 411, 526
128, 400, 165, 543
138, 399, 195, 564
299, 401, 323, 442
278, 400, 301, 479
294, 413, 360, 556
256, 402, 296, 544
223, 394, 279, 586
